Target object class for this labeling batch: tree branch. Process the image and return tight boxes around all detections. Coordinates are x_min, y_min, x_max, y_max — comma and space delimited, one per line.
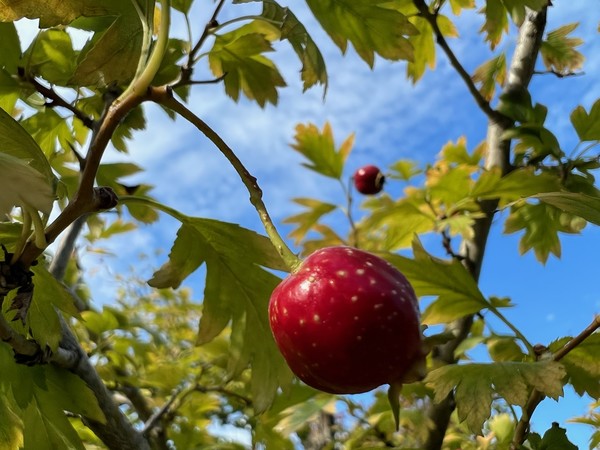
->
422, 6, 548, 449
21, 73, 95, 129
412, 0, 505, 122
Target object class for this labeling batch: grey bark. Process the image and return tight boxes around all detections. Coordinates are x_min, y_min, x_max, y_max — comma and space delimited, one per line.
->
423, 7, 548, 450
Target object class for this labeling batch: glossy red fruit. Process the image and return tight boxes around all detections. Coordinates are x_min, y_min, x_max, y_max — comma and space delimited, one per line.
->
353, 165, 385, 195
268, 247, 423, 394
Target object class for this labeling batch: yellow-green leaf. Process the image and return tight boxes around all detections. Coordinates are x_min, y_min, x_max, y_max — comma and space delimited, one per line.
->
209, 22, 286, 107
472, 53, 506, 101
541, 23, 584, 75
290, 122, 353, 179
426, 361, 565, 433
283, 198, 337, 245
479, 0, 508, 50
306, 0, 417, 68
385, 238, 487, 325
570, 98, 600, 142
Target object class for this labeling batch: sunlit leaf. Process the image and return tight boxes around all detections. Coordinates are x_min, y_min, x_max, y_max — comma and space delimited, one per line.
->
0, 22, 21, 74
479, 0, 508, 49
148, 218, 291, 412
291, 122, 353, 179
283, 198, 337, 245
385, 238, 487, 325
238, 0, 328, 92
23, 29, 76, 85
504, 202, 584, 263
0, 394, 23, 450
541, 23, 584, 75
535, 191, 600, 226
472, 53, 506, 101
306, 0, 417, 68
209, 22, 286, 107
0, 0, 107, 27
70, 1, 145, 87
426, 361, 565, 433
570, 98, 600, 142
550, 334, 600, 398
407, 16, 435, 82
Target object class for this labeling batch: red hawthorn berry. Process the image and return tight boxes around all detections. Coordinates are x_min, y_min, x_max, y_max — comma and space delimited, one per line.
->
353, 165, 385, 195
268, 246, 423, 394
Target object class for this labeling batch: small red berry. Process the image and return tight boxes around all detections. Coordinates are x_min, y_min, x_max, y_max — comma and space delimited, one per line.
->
353, 165, 385, 195
268, 247, 423, 394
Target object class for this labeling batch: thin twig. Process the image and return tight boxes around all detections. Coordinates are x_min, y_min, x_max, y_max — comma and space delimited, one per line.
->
142, 385, 185, 436
22, 74, 95, 129
533, 69, 584, 78
412, 0, 505, 123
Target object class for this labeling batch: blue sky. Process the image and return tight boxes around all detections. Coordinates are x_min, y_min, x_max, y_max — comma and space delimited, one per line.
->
16, 1, 600, 447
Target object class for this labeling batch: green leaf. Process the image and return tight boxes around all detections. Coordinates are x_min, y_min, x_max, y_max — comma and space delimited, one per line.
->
448, 0, 475, 15
283, 198, 337, 245
22, 397, 84, 450
541, 23, 584, 75
487, 336, 526, 362
209, 22, 286, 107
534, 191, 600, 226
28, 266, 80, 351
0, 152, 54, 217
480, 0, 509, 49
385, 238, 487, 325
426, 361, 565, 433
0, 0, 106, 28
550, 334, 600, 398
388, 160, 421, 181
539, 422, 578, 450
306, 0, 416, 68
0, 106, 55, 183
254, 0, 328, 92
365, 197, 434, 250
406, 16, 435, 82
570, 98, 600, 141
0, 394, 23, 450
472, 53, 506, 101
23, 29, 77, 85
291, 122, 353, 179
148, 218, 291, 412
472, 168, 561, 207
0, 22, 21, 74
70, 2, 144, 87
21, 109, 75, 157
504, 201, 585, 263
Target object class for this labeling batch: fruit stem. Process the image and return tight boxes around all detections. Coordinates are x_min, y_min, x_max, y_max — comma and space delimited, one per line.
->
487, 303, 535, 357
340, 177, 359, 248
151, 88, 301, 272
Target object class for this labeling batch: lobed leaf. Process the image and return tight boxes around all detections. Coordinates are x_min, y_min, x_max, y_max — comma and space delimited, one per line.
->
283, 198, 337, 245
148, 218, 291, 411
385, 238, 487, 324
290, 122, 353, 179
534, 191, 600, 226
306, 0, 417, 68
426, 361, 565, 433
209, 22, 286, 107
472, 53, 506, 101
541, 23, 585, 75
570, 98, 600, 142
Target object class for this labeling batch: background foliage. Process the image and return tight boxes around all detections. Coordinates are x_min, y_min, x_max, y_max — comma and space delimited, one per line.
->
0, 0, 599, 449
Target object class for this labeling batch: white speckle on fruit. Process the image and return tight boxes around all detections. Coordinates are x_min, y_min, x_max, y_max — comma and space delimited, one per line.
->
354, 316, 359, 321
283, 307, 288, 316
336, 270, 348, 277
366, 261, 373, 267
308, 275, 316, 283
351, 295, 358, 302
299, 319, 306, 326
357, 335, 363, 341
369, 278, 377, 285
312, 342, 317, 348
391, 290, 398, 295
313, 314, 321, 323
374, 303, 383, 310
329, 279, 335, 286
356, 269, 365, 276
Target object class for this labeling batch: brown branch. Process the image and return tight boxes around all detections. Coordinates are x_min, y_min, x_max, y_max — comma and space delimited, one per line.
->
21, 73, 95, 129
180, 0, 226, 84
412, 0, 505, 123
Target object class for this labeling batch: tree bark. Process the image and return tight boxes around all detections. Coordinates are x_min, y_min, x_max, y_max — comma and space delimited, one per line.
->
423, 6, 548, 449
